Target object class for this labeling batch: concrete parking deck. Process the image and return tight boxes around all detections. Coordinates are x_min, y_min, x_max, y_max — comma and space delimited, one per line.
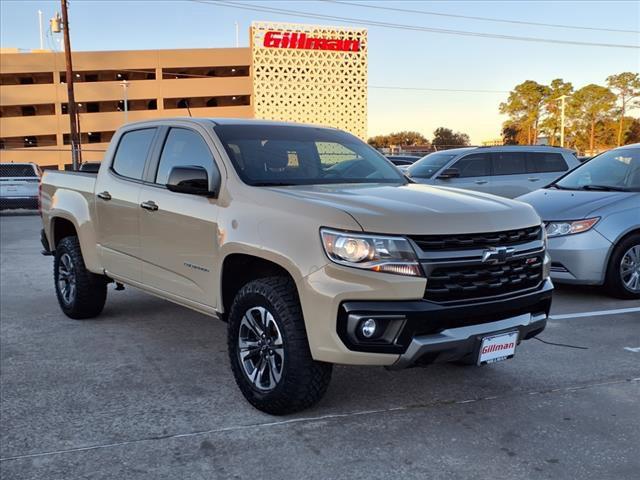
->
1, 215, 639, 480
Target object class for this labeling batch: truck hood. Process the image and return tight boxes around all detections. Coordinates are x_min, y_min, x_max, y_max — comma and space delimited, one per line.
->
268, 183, 540, 234
518, 188, 627, 220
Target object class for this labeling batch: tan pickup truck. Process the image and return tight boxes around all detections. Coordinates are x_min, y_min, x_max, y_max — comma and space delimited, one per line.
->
40, 118, 552, 414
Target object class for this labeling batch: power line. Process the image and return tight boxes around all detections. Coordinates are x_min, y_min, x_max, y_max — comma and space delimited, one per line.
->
369, 85, 508, 94
324, 0, 640, 34
193, 0, 639, 49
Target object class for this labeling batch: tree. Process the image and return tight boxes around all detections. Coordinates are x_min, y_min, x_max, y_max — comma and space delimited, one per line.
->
431, 127, 470, 148
501, 122, 520, 145
499, 80, 551, 144
540, 79, 573, 146
568, 84, 617, 153
367, 131, 429, 148
624, 117, 640, 144
607, 72, 640, 146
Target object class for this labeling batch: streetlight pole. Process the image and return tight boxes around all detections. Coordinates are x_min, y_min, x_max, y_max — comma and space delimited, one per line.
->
120, 80, 129, 123
38, 10, 44, 49
559, 94, 569, 148
61, 0, 82, 169
235, 21, 239, 47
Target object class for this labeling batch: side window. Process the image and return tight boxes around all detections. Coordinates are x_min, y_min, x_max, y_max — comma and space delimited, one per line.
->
492, 152, 527, 175
112, 128, 156, 180
452, 153, 490, 178
155, 128, 216, 185
527, 152, 568, 173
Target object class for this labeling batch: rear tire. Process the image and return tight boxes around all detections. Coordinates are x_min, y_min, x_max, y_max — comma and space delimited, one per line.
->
227, 276, 332, 415
605, 234, 640, 299
54, 236, 107, 319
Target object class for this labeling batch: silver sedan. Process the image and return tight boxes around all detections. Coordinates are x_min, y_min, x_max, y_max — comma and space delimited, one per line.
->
519, 143, 640, 299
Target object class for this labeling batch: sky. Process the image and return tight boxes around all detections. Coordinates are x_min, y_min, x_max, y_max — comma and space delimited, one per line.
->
1, 0, 638, 143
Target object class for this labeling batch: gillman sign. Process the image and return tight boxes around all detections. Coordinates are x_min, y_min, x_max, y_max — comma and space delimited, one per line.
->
263, 30, 360, 52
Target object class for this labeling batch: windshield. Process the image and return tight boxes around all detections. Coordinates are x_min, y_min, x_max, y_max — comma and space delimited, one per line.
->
407, 152, 457, 178
214, 124, 406, 186
554, 147, 640, 192
0, 164, 38, 177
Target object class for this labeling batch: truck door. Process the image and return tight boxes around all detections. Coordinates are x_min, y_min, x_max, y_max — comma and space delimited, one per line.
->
137, 126, 221, 308
95, 128, 157, 283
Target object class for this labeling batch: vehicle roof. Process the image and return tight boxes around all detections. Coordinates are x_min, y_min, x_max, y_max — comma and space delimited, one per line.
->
121, 117, 339, 130
617, 143, 639, 150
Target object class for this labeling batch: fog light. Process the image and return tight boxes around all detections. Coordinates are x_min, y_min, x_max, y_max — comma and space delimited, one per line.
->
360, 318, 377, 338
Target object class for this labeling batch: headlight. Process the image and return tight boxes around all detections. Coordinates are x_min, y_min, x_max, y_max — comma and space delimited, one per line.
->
545, 217, 599, 238
320, 228, 422, 277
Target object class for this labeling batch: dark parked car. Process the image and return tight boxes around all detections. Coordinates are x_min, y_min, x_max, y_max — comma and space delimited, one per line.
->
79, 162, 101, 173
386, 155, 421, 167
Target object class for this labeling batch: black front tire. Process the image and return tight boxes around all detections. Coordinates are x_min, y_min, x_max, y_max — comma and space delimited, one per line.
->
227, 276, 332, 415
605, 234, 640, 299
54, 236, 108, 319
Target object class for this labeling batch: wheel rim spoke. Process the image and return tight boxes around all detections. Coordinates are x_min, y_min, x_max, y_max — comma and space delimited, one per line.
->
238, 305, 285, 392
57, 253, 76, 304
620, 245, 640, 293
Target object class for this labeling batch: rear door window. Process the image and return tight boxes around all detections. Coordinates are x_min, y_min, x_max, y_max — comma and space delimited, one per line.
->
492, 152, 527, 175
452, 153, 490, 177
526, 152, 568, 173
112, 128, 156, 180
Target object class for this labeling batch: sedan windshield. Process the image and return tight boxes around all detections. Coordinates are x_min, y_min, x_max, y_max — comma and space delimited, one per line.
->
214, 124, 406, 186
406, 152, 457, 178
554, 148, 640, 192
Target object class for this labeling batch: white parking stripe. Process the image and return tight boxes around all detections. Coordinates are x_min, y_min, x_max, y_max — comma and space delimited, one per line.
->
550, 307, 640, 320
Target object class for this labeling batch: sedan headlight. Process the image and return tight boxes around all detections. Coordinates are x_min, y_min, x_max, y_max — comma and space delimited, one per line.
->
545, 217, 600, 238
320, 228, 423, 277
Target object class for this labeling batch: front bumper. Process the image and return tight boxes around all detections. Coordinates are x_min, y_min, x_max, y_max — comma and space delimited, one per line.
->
547, 229, 612, 285
338, 279, 552, 368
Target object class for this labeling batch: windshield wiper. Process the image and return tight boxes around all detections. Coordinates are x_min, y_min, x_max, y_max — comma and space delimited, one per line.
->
580, 184, 630, 192
547, 183, 575, 190
251, 181, 295, 187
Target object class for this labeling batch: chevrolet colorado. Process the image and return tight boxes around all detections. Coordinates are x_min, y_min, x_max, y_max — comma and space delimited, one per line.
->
40, 118, 552, 414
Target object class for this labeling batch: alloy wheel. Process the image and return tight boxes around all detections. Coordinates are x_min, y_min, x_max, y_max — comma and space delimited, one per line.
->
57, 253, 76, 305
238, 306, 285, 392
620, 245, 640, 293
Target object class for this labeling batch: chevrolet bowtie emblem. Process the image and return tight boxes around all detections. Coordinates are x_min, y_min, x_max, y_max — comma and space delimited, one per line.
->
482, 246, 516, 264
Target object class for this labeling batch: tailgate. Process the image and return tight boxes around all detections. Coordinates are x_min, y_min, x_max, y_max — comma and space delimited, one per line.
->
0, 177, 39, 197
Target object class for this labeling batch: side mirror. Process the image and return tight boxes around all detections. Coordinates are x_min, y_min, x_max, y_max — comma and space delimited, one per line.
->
166, 166, 216, 197
437, 168, 460, 179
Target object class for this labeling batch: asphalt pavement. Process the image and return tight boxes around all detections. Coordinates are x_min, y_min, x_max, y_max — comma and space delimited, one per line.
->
1, 214, 639, 480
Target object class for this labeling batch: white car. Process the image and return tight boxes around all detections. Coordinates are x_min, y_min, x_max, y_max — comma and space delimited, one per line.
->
407, 146, 580, 198
0, 163, 41, 210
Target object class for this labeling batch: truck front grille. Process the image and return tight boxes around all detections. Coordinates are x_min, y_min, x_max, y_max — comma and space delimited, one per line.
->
424, 254, 544, 302
410, 225, 541, 251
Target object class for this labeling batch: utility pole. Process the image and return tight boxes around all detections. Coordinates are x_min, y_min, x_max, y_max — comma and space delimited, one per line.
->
120, 80, 129, 123
235, 21, 239, 47
61, 0, 82, 169
559, 94, 569, 148
38, 10, 44, 49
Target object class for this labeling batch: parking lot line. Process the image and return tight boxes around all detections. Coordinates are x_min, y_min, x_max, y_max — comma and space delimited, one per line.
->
550, 307, 640, 320
1, 377, 637, 463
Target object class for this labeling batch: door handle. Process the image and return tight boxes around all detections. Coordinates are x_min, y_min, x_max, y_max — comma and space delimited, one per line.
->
97, 191, 111, 201
140, 200, 158, 211
474, 180, 488, 185
527, 177, 540, 182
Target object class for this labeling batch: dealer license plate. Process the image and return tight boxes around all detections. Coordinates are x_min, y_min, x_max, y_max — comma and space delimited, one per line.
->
478, 331, 518, 365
